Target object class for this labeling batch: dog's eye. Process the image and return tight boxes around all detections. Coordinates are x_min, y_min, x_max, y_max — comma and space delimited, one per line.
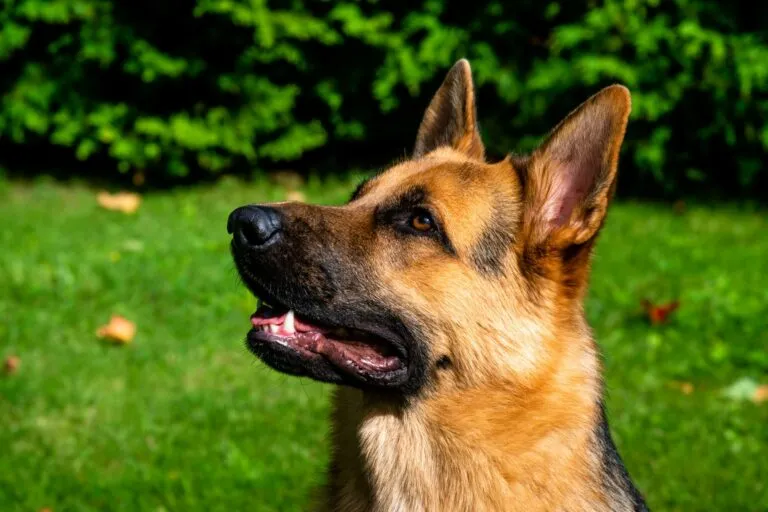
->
409, 210, 435, 232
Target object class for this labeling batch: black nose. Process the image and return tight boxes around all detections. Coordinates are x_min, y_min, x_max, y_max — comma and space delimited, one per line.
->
228, 206, 282, 248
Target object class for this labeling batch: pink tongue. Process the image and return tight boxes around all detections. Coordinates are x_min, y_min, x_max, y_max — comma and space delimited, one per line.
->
314, 338, 402, 373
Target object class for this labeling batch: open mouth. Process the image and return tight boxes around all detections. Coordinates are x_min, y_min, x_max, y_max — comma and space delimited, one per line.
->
246, 298, 407, 384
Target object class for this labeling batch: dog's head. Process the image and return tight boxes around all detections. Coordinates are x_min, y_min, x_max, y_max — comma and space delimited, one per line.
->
229, 60, 630, 397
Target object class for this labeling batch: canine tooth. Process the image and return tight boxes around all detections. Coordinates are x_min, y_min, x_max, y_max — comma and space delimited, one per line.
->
284, 310, 295, 334
261, 325, 269, 332
269, 324, 279, 334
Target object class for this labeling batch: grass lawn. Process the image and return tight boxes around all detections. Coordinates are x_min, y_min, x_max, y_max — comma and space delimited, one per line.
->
1, 175, 766, 511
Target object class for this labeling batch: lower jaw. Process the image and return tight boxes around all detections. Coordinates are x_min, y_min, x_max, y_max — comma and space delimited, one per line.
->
246, 328, 409, 388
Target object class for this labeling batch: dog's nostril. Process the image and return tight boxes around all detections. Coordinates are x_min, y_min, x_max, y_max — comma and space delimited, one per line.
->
241, 221, 264, 246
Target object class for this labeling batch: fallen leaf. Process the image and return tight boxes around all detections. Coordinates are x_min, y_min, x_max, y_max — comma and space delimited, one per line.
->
4, 355, 20, 375
672, 200, 686, 215
97, 191, 141, 214
641, 299, 680, 325
96, 315, 136, 344
39, 508, 52, 512
132, 171, 145, 186
754, 385, 768, 403
285, 190, 306, 202
669, 380, 694, 395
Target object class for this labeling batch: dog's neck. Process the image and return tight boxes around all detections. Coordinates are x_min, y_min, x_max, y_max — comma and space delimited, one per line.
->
326, 337, 644, 512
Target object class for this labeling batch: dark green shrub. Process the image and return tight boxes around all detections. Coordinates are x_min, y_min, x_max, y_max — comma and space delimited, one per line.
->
0, 0, 766, 197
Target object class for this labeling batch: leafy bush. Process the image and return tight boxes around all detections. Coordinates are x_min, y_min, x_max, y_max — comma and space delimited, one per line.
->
1, 0, 766, 197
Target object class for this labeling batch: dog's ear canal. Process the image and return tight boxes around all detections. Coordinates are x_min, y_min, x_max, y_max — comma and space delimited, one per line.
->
413, 59, 485, 160
522, 85, 631, 249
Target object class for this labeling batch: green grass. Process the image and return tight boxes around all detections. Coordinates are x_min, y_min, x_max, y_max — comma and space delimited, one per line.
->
1, 176, 766, 511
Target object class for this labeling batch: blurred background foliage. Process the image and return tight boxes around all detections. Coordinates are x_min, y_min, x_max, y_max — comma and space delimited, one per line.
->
0, 0, 766, 197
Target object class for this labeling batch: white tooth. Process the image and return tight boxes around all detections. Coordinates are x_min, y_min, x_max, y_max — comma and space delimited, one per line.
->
284, 310, 295, 334
270, 324, 279, 334
261, 325, 269, 332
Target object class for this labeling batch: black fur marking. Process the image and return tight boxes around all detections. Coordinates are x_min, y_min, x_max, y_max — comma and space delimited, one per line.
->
595, 402, 649, 511
435, 355, 452, 369
472, 222, 514, 276
519, 243, 549, 281
377, 186, 427, 214
515, 243, 549, 305
512, 153, 551, 285
509, 153, 531, 185
561, 241, 588, 263
471, 199, 515, 276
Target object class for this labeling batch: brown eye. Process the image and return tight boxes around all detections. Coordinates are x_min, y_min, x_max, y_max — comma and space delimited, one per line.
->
410, 211, 435, 232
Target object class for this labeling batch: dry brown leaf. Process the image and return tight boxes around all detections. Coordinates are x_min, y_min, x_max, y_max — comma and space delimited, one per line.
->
285, 190, 306, 202
754, 385, 768, 403
641, 299, 680, 325
96, 315, 136, 344
668, 381, 694, 395
4, 355, 20, 375
97, 191, 141, 214
39, 508, 52, 512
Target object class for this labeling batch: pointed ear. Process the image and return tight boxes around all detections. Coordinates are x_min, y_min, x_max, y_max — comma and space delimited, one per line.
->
413, 59, 485, 160
523, 85, 631, 248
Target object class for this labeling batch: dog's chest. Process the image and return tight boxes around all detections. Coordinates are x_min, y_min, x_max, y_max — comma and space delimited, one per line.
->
357, 410, 437, 511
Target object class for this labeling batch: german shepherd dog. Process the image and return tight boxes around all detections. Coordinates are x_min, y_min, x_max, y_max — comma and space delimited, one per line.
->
229, 59, 648, 511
